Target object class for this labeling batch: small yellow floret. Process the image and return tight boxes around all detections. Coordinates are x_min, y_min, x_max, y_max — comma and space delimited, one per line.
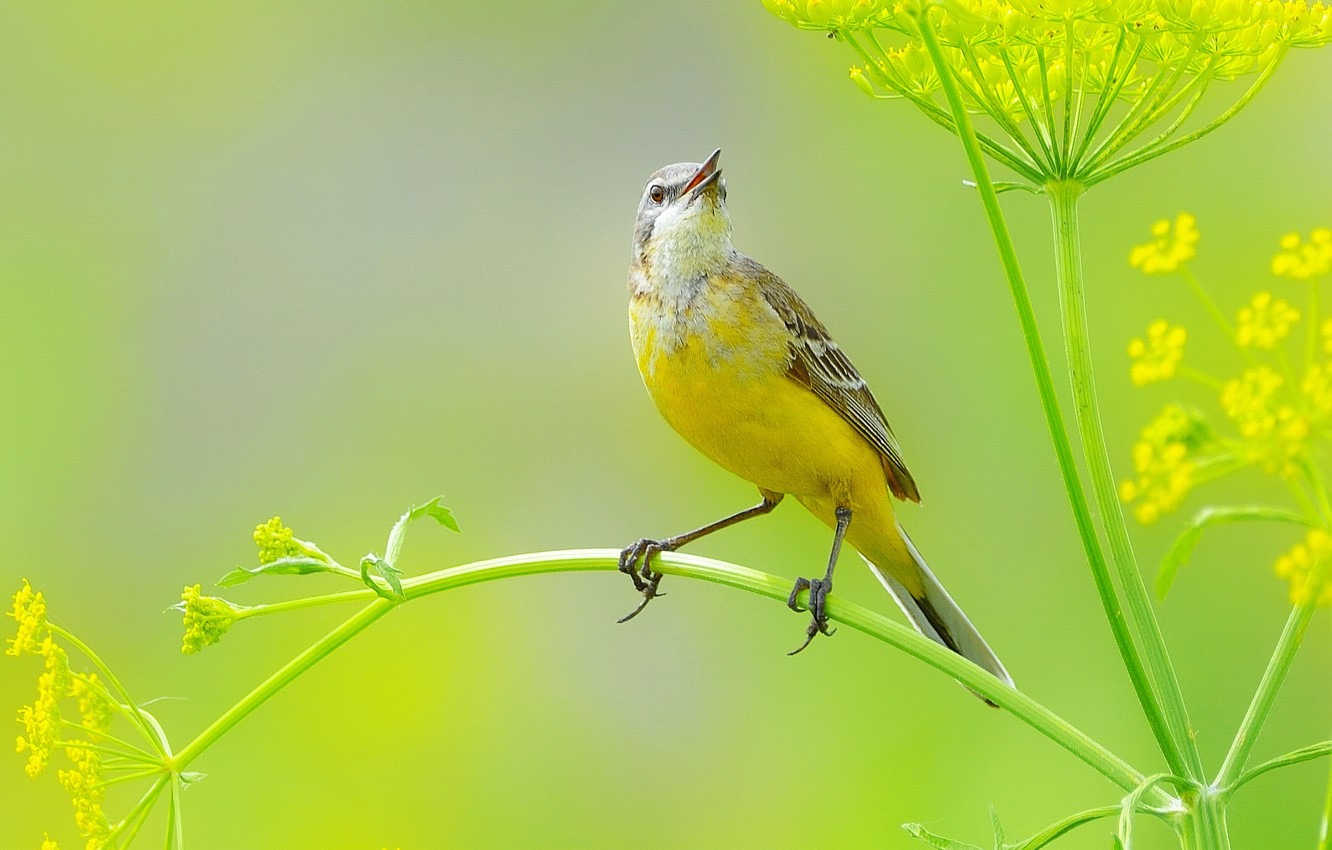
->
253, 517, 301, 564
1272, 227, 1332, 280
1235, 291, 1299, 348
1130, 213, 1199, 274
1119, 405, 1199, 524
180, 585, 238, 655
1273, 529, 1332, 607
6, 579, 48, 657
1127, 320, 1186, 385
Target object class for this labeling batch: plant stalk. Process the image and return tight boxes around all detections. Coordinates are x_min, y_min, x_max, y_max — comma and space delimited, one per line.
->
177, 548, 1168, 805
1046, 180, 1204, 781
911, 4, 1189, 779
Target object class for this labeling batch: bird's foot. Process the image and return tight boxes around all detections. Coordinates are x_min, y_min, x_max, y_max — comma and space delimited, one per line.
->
617, 538, 671, 623
787, 576, 836, 655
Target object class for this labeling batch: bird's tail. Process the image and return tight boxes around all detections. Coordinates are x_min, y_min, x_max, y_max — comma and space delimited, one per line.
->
861, 521, 1013, 704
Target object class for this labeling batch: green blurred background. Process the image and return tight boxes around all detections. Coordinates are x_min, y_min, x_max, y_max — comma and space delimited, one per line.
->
1, 3, 1329, 847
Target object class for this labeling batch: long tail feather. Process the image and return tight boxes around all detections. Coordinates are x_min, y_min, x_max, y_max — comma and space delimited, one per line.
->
862, 522, 1013, 704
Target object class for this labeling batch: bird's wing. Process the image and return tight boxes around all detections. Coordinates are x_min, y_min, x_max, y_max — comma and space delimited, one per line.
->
751, 259, 921, 503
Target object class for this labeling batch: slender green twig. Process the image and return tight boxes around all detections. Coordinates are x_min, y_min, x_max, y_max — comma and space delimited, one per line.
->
178, 549, 1168, 804
1229, 740, 1332, 794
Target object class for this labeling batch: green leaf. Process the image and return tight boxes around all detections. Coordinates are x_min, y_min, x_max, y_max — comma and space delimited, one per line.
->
180, 771, 207, 786
902, 823, 985, 850
1156, 506, 1311, 600
1007, 806, 1120, 850
216, 557, 342, 588
989, 806, 1006, 848
384, 495, 461, 568
360, 554, 405, 601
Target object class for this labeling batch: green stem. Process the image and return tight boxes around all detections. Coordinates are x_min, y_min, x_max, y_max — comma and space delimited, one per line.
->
911, 6, 1187, 779
1215, 594, 1323, 789
1230, 740, 1332, 793
103, 775, 169, 846
1047, 179, 1204, 781
1180, 787, 1232, 850
182, 549, 1163, 803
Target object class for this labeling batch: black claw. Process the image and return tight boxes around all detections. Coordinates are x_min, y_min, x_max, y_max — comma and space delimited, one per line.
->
787, 576, 834, 654
617, 538, 670, 622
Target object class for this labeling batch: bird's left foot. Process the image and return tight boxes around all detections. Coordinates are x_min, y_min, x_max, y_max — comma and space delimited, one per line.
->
617, 537, 671, 623
786, 576, 836, 655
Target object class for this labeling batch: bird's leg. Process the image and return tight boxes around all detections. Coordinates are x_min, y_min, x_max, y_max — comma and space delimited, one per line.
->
618, 492, 783, 623
788, 506, 851, 655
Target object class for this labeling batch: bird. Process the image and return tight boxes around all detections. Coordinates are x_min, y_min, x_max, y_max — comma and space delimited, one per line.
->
618, 149, 1012, 697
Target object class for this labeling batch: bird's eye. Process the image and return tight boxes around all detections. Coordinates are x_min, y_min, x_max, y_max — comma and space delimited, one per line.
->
648, 184, 666, 205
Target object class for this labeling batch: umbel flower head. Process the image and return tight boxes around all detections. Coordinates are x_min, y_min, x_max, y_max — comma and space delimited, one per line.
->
179, 584, 241, 654
763, 0, 1331, 185
1121, 216, 1332, 605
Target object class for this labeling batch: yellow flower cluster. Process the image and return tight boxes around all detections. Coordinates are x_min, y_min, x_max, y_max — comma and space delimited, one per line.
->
766, 0, 1330, 183
1273, 529, 1332, 606
253, 516, 302, 563
58, 741, 110, 847
1119, 405, 1200, 524
6, 579, 48, 657
180, 584, 238, 654
1235, 292, 1299, 348
16, 636, 69, 778
41, 835, 59, 850
1130, 214, 1200, 274
1220, 366, 1314, 473
1271, 227, 1332, 280
1128, 320, 1187, 385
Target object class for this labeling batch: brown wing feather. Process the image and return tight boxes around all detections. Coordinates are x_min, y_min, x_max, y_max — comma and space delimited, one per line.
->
745, 256, 921, 503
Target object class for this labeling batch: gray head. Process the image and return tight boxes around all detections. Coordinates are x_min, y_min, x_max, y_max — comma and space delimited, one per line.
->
631, 149, 732, 274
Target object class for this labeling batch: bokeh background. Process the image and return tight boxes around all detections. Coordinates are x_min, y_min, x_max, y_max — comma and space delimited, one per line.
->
2, 3, 1329, 847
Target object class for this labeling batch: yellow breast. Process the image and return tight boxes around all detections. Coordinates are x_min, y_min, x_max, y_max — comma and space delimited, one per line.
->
628, 272, 884, 506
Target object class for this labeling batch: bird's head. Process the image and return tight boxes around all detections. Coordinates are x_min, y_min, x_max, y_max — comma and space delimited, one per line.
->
631, 149, 731, 278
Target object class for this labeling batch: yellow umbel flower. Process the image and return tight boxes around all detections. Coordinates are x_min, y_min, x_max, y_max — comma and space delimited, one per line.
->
1273, 529, 1332, 606
1119, 405, 1198, 524
41, 834, 59, 850
16, 636, 70, 778
6, 579, 48, 657
253, 516, 301, 563
1127, 320, 1186, 385
1221, 366, 1284, 439
68, 674, 113, 735
252, 516, 330, 565
58, 742, 110, 846
1235, 291, 1300, 348
1130, 214, 1199, 274
1271, 227, 1332, 280
179, 585, 239, 654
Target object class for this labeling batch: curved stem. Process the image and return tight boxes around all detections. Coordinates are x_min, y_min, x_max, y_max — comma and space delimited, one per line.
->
1047, 180, 1203, 781
911, 6, 1188, 778
178, 549, 1164, 804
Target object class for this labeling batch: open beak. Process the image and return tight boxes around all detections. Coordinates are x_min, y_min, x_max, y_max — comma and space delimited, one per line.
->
681, 148, 722, 204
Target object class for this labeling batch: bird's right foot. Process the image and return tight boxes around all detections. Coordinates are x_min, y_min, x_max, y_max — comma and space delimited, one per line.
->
786, 575, 835, 655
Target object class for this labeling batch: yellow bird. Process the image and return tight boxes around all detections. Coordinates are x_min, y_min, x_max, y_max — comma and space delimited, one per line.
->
620, 149, 1012, 692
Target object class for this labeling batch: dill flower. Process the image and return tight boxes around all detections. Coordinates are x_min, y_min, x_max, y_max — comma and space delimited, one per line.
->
764, 1, 1332, 185
1221, 366, 1285, 439
1130, 214, 1200, 275
1273, 529, 1332, 606
1119, 404, 1201, 524
1235, 292, 1300, 348
7, 579, 48, 657
179, 585, 240, 654
1127, 320, 1186, 385
1271, 227, 1332, 280
16, 636, 70, 778
253, 516, 330, 565
41, 835, 59, 850
58, 743, 110, 846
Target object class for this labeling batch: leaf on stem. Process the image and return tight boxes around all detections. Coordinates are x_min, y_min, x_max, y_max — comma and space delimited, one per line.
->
902, 823, 985, 850
360, 555, 405, 601
216, 557, 343, 589
1156, 506, 1312, 600
384, 495, 461, 568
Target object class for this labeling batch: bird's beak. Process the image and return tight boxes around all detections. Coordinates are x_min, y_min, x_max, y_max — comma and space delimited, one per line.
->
680, 148, 722, 204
